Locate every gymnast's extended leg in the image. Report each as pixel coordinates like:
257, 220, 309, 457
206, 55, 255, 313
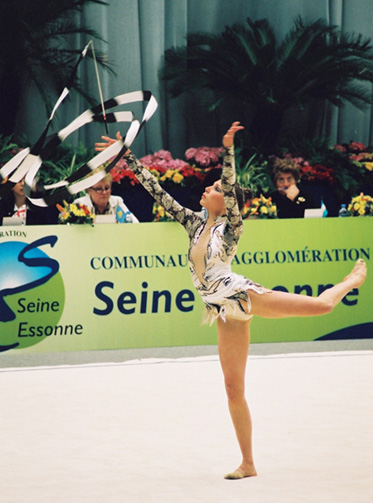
249, 259, 367, 318
217, 316, 257, 480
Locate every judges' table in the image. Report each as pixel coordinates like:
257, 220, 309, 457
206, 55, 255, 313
0, 218, 371, 354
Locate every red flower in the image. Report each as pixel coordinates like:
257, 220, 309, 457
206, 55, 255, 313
348, 142, 366, 153
110, 159, 139, 185
299, 164, 334, 185
82, 204, 91, 216
350, 154, 365, 162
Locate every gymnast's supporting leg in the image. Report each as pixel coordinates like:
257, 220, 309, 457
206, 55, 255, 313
217, 316, 257, 480
218, 259, 367, 480
249, 259, 367, 319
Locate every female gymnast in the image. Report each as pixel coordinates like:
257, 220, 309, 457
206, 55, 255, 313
96, 122, 367, 480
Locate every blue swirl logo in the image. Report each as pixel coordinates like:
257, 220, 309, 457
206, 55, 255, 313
0, 236, 65, 352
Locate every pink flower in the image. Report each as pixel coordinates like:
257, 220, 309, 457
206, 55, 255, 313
333, 144, 347, 153
140, 150, 173, 166
348, 142, 366, 153
350, 154, 365, 162
185, 146, 223, 167
139, 150, 189, 171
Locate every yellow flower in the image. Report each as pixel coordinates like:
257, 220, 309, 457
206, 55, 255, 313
172, 172, 184, 184
348, 192, 373, 216
364, 162, 373, 171
260, 206, 268, 214
149, 169, 160, 178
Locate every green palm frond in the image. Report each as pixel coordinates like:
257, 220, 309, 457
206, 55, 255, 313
161, 16, 373, 151
0, 0, 111, 135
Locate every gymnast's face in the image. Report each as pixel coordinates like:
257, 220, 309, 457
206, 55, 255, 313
201, 180, 226, 216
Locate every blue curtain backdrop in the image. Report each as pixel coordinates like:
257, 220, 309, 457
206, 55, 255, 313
14, 0, 373, 158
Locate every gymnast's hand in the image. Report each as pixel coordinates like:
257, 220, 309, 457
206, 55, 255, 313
95, 131, 129, 154
223, 121, 244, 148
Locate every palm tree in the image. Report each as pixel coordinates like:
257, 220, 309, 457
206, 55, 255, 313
161, 17, 373, 152
0, 0, 113, 137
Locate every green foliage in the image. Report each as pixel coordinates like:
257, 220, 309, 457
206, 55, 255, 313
280, 135, 371, 199
234, 147, 275, 196
0, 136, 21, 166
0, 135, 93, 198
162, 16, 373, 152
0, 0, 113, 135
38, 142, 95, 186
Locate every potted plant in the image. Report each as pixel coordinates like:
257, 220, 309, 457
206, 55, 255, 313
161, 17, 373, 154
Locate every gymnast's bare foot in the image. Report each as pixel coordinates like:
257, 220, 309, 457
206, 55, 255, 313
224, 464, 257, 480
344, 259, 367, 288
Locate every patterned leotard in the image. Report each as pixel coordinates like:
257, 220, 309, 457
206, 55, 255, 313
125, 146, 267, 325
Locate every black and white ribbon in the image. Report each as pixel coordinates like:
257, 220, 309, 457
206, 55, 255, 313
0, 42, 158, 207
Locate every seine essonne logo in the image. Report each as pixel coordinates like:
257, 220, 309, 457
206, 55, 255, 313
0, 236, 65, 352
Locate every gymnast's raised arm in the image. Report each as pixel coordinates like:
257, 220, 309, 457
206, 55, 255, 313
95, 133, 201, 232
221, 122, 246, 240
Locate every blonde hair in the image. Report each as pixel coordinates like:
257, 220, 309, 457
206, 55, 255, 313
88, 173, 113, 189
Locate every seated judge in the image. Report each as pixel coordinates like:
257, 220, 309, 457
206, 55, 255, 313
73, 173, 139, 223
269, 159, 318, 218
0, 177, 58, 225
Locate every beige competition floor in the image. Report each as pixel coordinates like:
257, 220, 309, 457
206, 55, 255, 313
1, 340, 372, 503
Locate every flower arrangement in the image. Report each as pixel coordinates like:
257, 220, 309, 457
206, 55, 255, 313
341, 141, 366, 153
108, 150, 211, 189
347, 151, 373, 173
333, 141, 373, 167
57, 201, 94, 225
110, 158, 139, 186
140, 150, 210, 188
242, 194, 278, 219
140, 149, 188, 170
267, 154, 334, 186
95, 145, 224, 198
152, 202, 174, 222
329, 141, 373, 195
347, 193, 373, 216
185, 146, 223, 168
299, 163, 335, 185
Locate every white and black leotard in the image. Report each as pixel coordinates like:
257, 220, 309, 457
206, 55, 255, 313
125, 146, 267, 325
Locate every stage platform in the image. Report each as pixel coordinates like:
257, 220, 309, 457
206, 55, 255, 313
1, 340, 372, 503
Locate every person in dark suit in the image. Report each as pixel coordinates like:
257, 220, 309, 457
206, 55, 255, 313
0, 178, 58, 225
269, 160, 318, 218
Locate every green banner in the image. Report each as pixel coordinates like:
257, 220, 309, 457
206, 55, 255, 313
0, 218, 371, 354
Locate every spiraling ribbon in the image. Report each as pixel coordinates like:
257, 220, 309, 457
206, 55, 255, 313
0, 41, 158, 207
